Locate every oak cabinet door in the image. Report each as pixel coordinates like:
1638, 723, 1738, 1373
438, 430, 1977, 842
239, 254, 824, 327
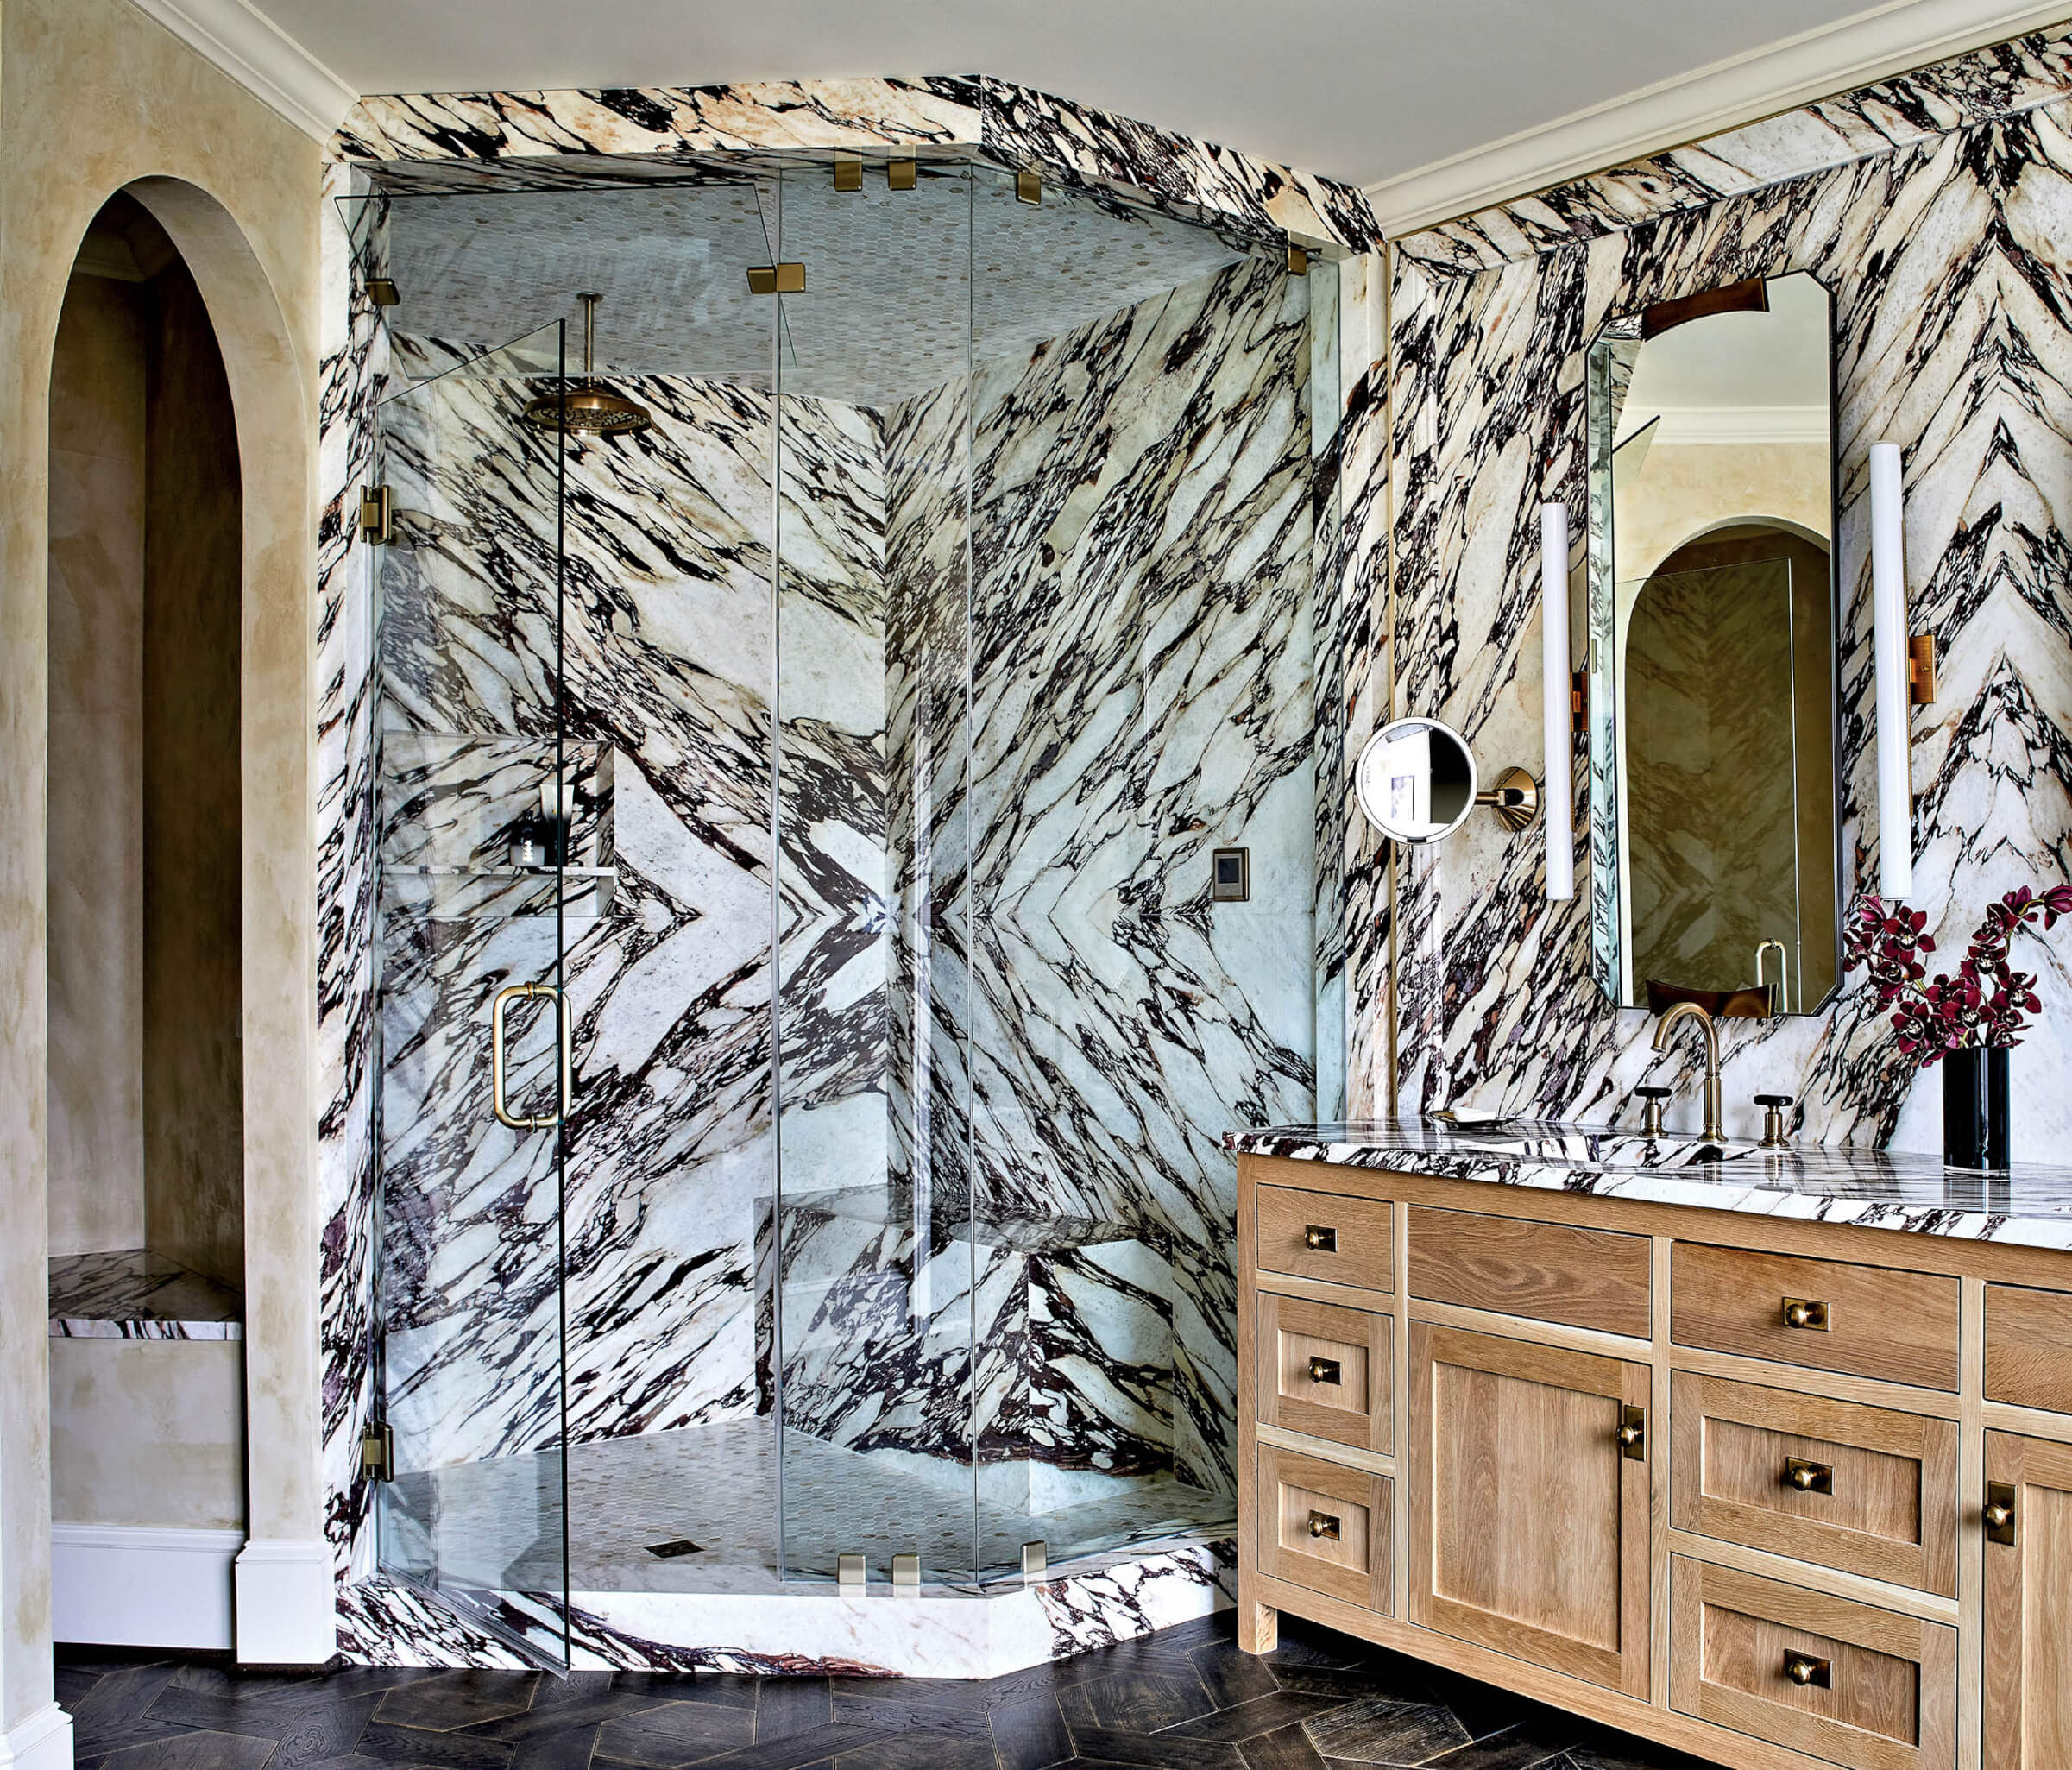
1408, 1320, 1651, 1697
1983, 1432, 2072, 1769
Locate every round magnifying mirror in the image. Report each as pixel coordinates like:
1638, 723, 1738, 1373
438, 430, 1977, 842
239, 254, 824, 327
1355, 717, 1478, 843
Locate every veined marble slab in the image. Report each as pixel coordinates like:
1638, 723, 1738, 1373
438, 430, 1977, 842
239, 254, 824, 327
1228, 1118, 2072, 1247
47, 1250, 243, 1341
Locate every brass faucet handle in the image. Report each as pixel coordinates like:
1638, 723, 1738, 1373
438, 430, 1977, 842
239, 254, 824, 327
1634, 1086, 1670, 1138
1755, 1093, 1796, 1149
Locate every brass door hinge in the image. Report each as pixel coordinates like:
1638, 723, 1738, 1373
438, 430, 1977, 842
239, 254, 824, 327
359, 484, 392, 545
362, 1419, 395, 1483
1617, 1403, 1647, 1462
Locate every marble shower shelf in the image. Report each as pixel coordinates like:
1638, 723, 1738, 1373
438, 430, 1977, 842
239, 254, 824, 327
47, 1249, 243, 1341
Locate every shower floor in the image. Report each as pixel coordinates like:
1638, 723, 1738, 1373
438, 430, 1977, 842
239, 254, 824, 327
390, 1420, 1232, 1597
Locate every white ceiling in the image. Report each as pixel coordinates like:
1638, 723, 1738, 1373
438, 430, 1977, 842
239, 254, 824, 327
246, 0, 1896, 190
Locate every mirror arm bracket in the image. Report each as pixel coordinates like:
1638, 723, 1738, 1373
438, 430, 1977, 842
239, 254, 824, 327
1475, 767, 1542, 834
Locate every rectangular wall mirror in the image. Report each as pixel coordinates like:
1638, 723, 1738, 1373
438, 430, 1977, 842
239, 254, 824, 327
1584, 272, 1842, 1017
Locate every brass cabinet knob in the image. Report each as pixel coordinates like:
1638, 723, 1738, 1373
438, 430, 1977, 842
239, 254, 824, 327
1616, 1422, 1644, 1447
1985, 1502, 2015, 1529
1307, 1356, 1342, 1385
1782, 1297, 1829, 1330
1307, 1509, 1340, 1540
1304, 1225, 1337, 1251
1783, 1653, 1831, 1688
1785, 1458, 1833, 1494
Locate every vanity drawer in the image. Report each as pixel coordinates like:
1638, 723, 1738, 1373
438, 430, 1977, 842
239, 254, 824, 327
1256, 1444, 1391, 1613
1985, 1283, 2072, 1413
1257, 1292, 1391, 1454
1671, 1243, 1960, 1392
1670, 1558, 1955, 1770
1671, 1373, 1957, 1595
1408, 1206, 1650, 1337
1256, 1185, 1393, 1293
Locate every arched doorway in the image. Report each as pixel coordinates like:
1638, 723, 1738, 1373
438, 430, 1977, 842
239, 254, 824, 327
44, 191, 249, 1650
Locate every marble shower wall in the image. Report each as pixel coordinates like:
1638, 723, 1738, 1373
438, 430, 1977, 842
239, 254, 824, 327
1380, 28, 2072, 1156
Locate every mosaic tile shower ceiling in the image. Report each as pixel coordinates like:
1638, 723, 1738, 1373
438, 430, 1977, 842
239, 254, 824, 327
1379, 26, 2072, 1155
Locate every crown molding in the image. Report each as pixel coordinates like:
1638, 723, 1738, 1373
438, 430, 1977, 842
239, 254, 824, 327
1366, 0, 2072, 239
126, 0, 357, 142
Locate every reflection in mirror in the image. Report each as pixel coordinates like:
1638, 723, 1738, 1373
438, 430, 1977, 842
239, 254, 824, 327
1586, 273, 1841, 1016
1356, 717, 1476, 844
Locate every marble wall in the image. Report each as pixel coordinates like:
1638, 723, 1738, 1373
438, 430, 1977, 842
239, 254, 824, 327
1378, 27, 2072, 1156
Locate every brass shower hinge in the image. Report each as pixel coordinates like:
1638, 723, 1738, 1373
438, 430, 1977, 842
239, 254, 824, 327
364, 275, 400, 308
834, 154, 862, 192
358, 484, 391, 545
888, 152, 917, 192
746, 263, 807, 295
1016, 169, 1042, 205
361, 1419, 395, 1483
1286, 242, 1309, 276
1571, 668, 1589, 729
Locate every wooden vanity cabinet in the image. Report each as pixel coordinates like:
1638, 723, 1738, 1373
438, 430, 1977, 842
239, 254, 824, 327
1237, 1153, 2072, 1770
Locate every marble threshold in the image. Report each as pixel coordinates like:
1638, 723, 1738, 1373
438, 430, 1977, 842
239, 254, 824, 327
47, 1248, 243, 1340
1226, 1118, 2072, 1246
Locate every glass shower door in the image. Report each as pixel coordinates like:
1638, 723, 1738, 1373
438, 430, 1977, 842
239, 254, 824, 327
372, 320, 575, 1665
771, 154, 980, 1585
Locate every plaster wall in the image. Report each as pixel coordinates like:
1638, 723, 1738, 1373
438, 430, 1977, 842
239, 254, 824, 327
0, 0, 326, 1723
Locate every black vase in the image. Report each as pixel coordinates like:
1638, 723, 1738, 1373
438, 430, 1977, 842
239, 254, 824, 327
1942, 1046, 2011, 1171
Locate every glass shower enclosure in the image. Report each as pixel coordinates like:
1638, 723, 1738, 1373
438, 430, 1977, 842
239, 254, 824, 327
355, 148, 1332, 1655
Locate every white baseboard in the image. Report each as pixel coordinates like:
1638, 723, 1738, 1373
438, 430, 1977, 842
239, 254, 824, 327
0, 1704, 72, 1770
52, 1523, 243, 1651
235, 1537, 337, 1665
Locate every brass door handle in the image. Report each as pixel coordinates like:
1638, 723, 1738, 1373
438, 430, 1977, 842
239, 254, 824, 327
1785, 1458, 1833, 1494
1616, 1422, 1645, 1447
1304, 1225, 1337, 1251
1307, 1510, 1340, 1540
1617, 1404, 1646, 1460
1986, 1482, 2018, 1545
1783, 1653, 1831, 1689
491, 981, 573, 1130
1782, 1297, 1829, 1331
1307, 1356, 1342, 1385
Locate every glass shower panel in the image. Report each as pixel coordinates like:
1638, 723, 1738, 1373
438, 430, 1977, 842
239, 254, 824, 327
772, 154, 979, 1585
372, 320, 574, 1665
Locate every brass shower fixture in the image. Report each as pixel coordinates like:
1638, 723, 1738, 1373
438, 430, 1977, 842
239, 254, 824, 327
520, 293, 652, 437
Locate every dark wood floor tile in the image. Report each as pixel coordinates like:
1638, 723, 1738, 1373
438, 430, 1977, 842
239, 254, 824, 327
149, 1685, 381, 1759
1272, 1666, 1428, 1703
1303, 1698, 1470, 1765
354, 1720, 516, 1767
1191, 1641, 1282, 1710
824, 1734, 999, 1770
1158, 1691, 1350, 1744
831, 1692, 986, 1736
1567, 1729, 1722, 1770
1238, 1721, 1331, 1770
755, 1679, 834, 1742
593, 1704, 759, 1767
463, 1688, 657, 1745
989, 1692, 1074, 1770
97, 1728, 280, 1768
375, 1672, 539, 1731
677, 1722, 881, 1770
54, 1665, 105, 1706
66, 1660, 186, 1747
1059, 1726, 1244, 1768
830, 1678, 990, 1715
1059, 1670, 1217, 1735
1130, 1616, 1232, 1660
1420, 1726, 1582, 1770
616, 1672, 759, 1710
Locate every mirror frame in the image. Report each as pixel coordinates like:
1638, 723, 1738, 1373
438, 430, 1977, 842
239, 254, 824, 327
1355, 715, 1480, 845
1583, 270, 1846, 1017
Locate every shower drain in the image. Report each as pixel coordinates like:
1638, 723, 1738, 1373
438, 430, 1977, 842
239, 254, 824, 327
645, 1539, 705, 1559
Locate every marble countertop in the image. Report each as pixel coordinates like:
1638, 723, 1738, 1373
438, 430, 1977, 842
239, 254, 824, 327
1224, 1118, 2072, 1249
48, 1249, 244, 1340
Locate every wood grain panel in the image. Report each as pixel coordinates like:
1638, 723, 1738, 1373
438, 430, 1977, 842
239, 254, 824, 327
1983, 1432, 2072, 1769
1256, 1443, 1391, 1614
1986, 1286, 2072, 1415
1257, 1291, 1391, 1454
1672, 1242, 1960, 1392
1670, 1557, 1955, 1770
1408, 1206, 1651, 1338
1408, 1320, 1650, 1697
1671, 1373, 1958, 1596
1257, 1184, 1394, 1292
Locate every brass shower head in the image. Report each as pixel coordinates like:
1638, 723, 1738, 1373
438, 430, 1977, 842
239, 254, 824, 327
522, 293, 652, 437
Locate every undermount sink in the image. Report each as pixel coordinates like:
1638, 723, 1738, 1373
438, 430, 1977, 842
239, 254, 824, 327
1426, 1115, 1751, 1169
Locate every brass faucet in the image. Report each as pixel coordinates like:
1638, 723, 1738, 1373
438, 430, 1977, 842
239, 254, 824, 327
1651, 1000, 1725, 1143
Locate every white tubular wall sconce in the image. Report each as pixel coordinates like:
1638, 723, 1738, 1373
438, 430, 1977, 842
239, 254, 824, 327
1540, 502, 1575, 900
1869, 442, 1913, 898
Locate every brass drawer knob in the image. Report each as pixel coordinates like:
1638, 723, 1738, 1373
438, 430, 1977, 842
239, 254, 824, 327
1616, 1404, 1647, 1460
1785, 1458, 1834, 1494
1304, 1225, 1337, 1251
1783, 1653, 1831, 1689
1616, 1421, 1645, 1448
1985, 1501, 2015, 1528
1782, 1297, 1829, 1331
1307, 1509, 1341, 1540
1307, 1356, 1342, 1385
1985, 1483, 2018, 1545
